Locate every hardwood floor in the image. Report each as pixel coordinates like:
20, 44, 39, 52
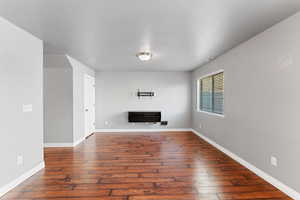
1, 131, 292, 200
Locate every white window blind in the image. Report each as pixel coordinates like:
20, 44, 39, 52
199, 72, 224, 115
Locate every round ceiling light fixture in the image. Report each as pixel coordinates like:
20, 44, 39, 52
136, 51, 152, 61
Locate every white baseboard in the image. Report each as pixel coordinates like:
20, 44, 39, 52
0, 162, 45, 198
73, 137, 85, 146
95, 128, 193, 133
44, 143, 74, 147
44, 137, 86, 148
191, 129, 300, 200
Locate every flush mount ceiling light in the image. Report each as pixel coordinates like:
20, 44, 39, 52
136, 51, 152, 61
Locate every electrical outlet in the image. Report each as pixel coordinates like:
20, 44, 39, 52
271, 156, 277, 167
199, 124, 203, 129
17, 155, 23, 165
105, 121, 109, 126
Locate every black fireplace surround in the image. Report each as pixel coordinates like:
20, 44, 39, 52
128, 111, 161, 123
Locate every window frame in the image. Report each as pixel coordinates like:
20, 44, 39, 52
196, 69, 225, 117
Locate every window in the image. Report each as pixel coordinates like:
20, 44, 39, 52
198, 71, 224, 115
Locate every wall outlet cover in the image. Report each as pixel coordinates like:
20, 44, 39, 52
271, 156, 277, 167
22, 104, 33, 112
17, 155, 23, 165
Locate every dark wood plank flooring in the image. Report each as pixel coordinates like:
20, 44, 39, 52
1, 131, 292, 200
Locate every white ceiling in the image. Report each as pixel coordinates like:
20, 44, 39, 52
1, 0, 300, 71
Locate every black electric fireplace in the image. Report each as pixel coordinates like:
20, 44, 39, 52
128, 111, 161, 123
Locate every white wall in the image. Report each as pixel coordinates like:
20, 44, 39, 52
67, 56, 95, 143
192, 12, 300, 194
44, 55, 73, 143
43, 55, 95, 145
96, 71, 191, 129
0, 17, 43, 190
